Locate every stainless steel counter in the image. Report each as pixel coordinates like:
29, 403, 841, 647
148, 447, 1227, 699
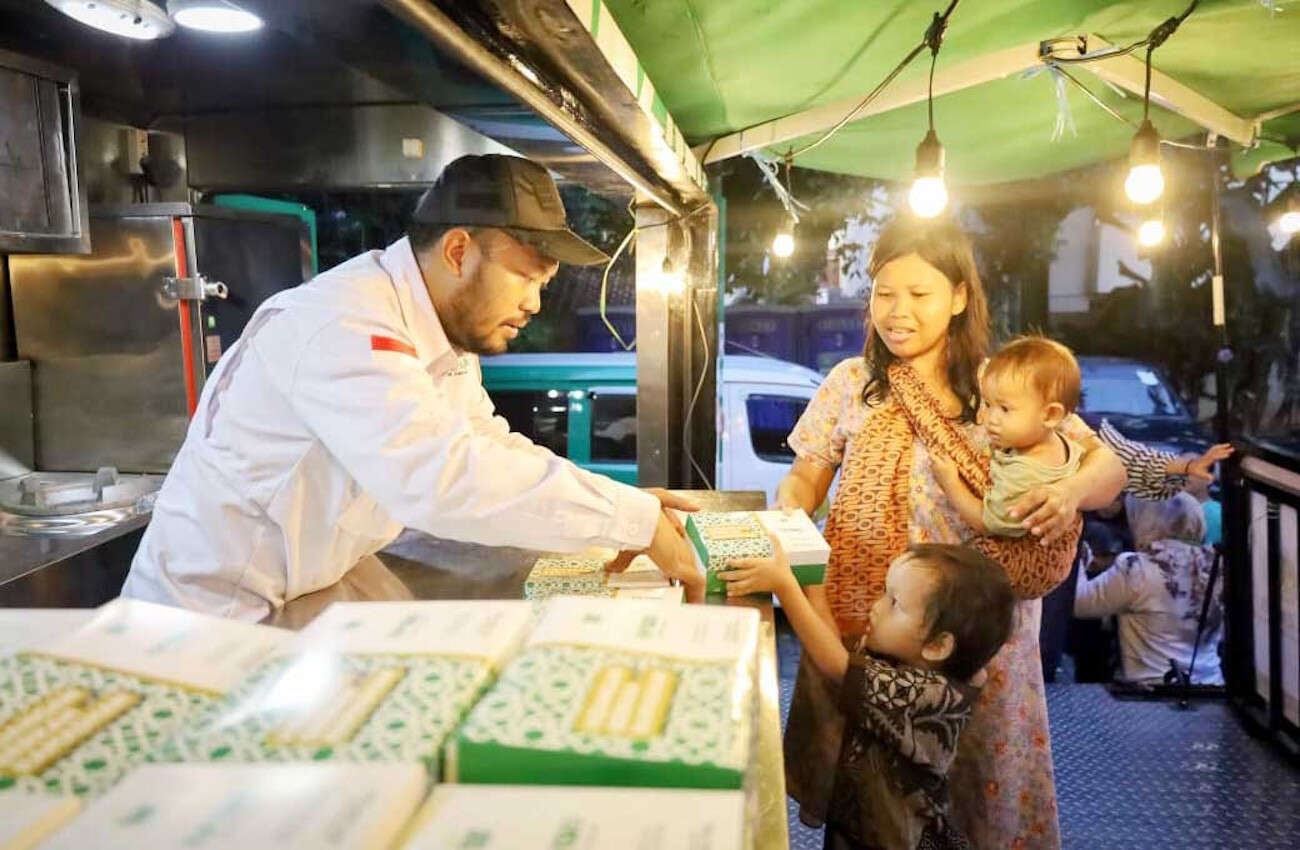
270, 489, 790, 850
0, 510, 148, 605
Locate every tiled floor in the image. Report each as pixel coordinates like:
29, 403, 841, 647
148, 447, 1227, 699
775, 618, 1300, 849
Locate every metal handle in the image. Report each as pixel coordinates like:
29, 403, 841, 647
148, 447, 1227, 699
162, 274, 228, 301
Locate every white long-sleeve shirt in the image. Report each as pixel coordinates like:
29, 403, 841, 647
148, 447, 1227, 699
123, 237, 659, 621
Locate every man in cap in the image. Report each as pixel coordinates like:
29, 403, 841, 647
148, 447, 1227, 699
123, 154, 702, 620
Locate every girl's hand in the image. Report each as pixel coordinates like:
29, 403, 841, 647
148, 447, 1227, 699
1009, 481, 1080, 546
718, 536, 795, 597
1185, 443, 1234, 483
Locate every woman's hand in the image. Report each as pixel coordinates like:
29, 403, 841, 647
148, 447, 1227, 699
1009, 481, 1080, 546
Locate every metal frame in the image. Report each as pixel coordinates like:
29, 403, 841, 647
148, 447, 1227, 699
697, 40, 1049, 164
1225, 447, 1300, 762
1070, 36, 1256, 147
0, 47, 90, 254
698, 33, 1261, 164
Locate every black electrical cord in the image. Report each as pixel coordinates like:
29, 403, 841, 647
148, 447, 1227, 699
776, 0, 961, 161
1048, 0, 1200, 66
1051, 63, 1217, 150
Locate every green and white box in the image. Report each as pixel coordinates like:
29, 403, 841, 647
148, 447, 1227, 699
42, 762, 426, 850
686, 510, 829, 594
0, 599, 287, 798
524, 549, 672, 602
754, 510, 830, 585
400, 784, 745, 850
448, 597, 759, 790
0, 790, 81, 850
163, 600, 532, 777
0, 610, 93, 659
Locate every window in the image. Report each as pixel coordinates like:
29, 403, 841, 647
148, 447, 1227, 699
488, 391, 569, 457
1078, 370, 1186, 419
591, 392, 637, 462
746, 394, 809, 462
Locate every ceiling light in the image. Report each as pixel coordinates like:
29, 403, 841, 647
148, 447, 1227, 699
1125, 120, 1164, 205
909, 130, 949, 218
44, 0, 174, 40
169, 0, 262, 33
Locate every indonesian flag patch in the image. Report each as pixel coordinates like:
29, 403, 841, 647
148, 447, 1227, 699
370, 335, 418, 358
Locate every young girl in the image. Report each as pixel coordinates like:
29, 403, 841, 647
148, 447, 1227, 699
721, 542, 1016, 850
932, 337, 1085, 537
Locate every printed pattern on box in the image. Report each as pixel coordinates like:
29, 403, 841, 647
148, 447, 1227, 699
685, 512, 774, 595
0, 655, 211, 798
449, 599, 759, 790
523, 555, 615, 601
161, 653, 491, 775
687, 510, 830, 593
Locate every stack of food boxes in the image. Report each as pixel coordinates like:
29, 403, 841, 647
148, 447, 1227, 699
2, 592, 761, 849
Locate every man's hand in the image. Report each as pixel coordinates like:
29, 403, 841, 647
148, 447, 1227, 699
1184, 443, 1234, 483
643, 488, 698, 536
605, 510, 703, 603
1009, 481, 1080, 546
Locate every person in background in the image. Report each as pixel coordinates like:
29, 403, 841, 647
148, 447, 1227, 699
1097, 421, 1233, 502
1073, 492, 1224, 685
1039, 427, 1232, 681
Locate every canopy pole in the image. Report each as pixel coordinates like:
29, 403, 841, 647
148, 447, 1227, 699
1208, 133, 1232, 442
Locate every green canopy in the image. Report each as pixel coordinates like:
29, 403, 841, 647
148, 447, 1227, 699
602, 0, 1300, 184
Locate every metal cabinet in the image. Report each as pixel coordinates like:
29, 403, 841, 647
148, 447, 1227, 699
7, 204, 308, 473
0, 49, 88, 254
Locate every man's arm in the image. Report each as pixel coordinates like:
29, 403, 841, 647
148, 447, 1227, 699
274, 319, 660, 555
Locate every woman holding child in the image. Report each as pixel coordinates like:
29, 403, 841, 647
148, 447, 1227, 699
767, 217, 1126, 849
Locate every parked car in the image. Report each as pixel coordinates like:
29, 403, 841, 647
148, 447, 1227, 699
479, 353, 824, 503
1076, 356, 1210, 455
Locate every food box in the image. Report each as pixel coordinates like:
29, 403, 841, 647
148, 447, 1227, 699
447, 597, 759, 790
161, 601, 532, 778
685, 510, 829, 594
398, 784, 745, 850
40, 762, 425, 850
0, 599, 287, 797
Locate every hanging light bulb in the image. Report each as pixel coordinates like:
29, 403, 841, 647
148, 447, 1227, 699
1137, 217, 1166, 247
771, 216, 795, 259
909, 130, 948, 218
1125, 120, 1164, 205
